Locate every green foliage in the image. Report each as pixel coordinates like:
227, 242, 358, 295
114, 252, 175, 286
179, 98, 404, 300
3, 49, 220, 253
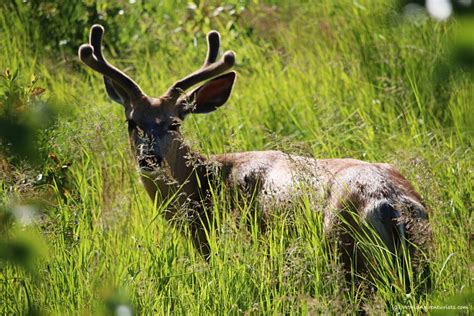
0, 0, 472, 315
0, 68, 53, 163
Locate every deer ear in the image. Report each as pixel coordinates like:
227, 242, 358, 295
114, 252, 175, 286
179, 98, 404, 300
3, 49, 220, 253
180, 72, 236, 116
104, 76, 128, 106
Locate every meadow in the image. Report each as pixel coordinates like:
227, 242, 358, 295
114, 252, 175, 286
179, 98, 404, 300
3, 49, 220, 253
0, 0, 472, 314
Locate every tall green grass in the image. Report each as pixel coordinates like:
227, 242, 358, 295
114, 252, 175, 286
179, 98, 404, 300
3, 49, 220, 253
1, 0, 472, 314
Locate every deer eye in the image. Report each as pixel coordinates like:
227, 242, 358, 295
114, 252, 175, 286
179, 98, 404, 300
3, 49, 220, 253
127, 120, 148, 138
169, 120, 181, 131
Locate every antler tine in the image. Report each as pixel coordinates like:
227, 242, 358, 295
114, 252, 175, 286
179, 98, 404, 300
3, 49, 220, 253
203, 31, 220, 66
78, 24, 145, 100
167, 31, 235, 97
88, 24, 129, 101
89, 24, 106, 61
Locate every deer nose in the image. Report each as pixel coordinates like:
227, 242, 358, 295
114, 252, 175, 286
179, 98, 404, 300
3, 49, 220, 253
152, 140, 164, 164
136, 139, 163, 170
155, 155, 163, 166
137, 153, 162, 171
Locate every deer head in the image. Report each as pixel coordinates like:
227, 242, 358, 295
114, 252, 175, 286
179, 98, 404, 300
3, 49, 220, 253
78, 25, 236, 171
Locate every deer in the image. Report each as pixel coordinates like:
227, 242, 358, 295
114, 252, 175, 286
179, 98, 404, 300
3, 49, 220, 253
78, 24, 431, 287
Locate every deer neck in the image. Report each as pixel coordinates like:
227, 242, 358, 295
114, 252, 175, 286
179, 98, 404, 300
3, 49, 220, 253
164, 132, 208, 191
140, 131, 216, 202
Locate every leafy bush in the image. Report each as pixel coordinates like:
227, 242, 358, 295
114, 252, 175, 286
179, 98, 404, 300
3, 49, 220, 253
0, 68, 50, 163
